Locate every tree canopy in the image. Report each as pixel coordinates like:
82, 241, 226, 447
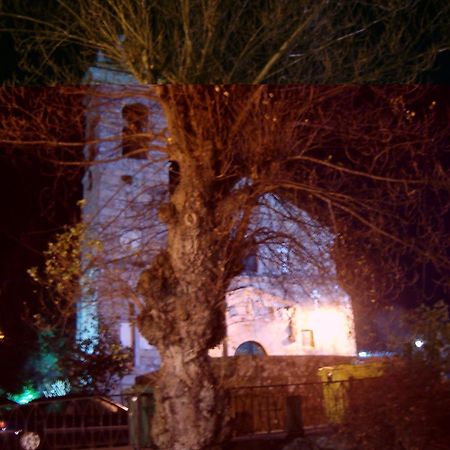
1, 0, 450, 85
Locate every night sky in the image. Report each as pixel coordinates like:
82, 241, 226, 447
0, 28, 83, 389
0, 149, 81, 392
0, 12, 87, 389
0, 25, 45, 393
0, 153, 53, 390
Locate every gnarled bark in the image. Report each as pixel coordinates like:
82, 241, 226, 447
137, 113, 231, 448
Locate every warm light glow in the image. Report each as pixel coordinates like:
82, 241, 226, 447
210, 286, 356, 358
0, 329, 5, 341
311, 308, 347, 338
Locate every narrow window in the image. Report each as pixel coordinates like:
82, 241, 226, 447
122, 103, 149, 159
276, 243, 290, 274
241, 239, 258, 275
86, 170, 93, 191
301, 329, 315, 348
86, 116, 99, 161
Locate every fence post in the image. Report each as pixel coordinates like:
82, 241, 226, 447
137, 394, 142, 450
286, 395, 304, 437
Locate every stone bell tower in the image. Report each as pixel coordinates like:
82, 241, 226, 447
78, 58, 167, 387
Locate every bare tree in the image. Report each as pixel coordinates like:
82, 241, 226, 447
1, 83, 449, 449
1, 2, 450, 449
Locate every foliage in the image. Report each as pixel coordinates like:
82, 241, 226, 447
401, 300, 450, 374
28, 224, 81, 312
26, 225, 130, 396
342, 369, 450, 450
7, 384, 39, 404
24, 330, 62, 391
28, 221, 102, 330
59, 327, 133, 395
24, 326, 132, 397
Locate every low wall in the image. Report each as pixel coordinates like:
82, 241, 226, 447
136, 355, 355, 388
212, 355, 355, 387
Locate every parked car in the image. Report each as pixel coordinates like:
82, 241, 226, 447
0, 394, 129, 450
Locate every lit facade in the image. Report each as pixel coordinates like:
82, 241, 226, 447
210, 284, 355, 358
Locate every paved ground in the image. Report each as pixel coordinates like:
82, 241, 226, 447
77, 448, 134, 450
80, 428, 333, 450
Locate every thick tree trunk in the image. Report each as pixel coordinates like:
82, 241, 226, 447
151, 346, 224, 450
138, 262, 228, 449
138, 253, 228, 449
137, 190, 228, 449
136, 86, 238, 449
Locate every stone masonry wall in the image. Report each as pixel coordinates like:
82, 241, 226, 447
136, 355, 355, 389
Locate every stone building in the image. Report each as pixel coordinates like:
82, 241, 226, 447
78, 59, 356, 390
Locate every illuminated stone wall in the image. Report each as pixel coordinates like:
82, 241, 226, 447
209, 284, 356, 358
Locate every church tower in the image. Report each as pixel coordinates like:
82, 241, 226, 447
78, 59, 167, 387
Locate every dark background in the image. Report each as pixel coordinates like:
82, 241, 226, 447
0, 149, 81, 392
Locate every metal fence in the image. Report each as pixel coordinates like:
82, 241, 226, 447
0, 395, 130, 450
228, 381, 347, 437
0, 380, 361, 449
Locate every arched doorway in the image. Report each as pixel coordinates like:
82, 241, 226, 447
235, 341, 266, 356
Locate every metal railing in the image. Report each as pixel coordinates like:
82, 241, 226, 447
0, 380, 364, 448
229, 381, 336, 437
0, 395, 130, 450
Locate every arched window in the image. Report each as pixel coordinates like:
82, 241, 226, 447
235, 341, 266, 356
122, 103, 149, 159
